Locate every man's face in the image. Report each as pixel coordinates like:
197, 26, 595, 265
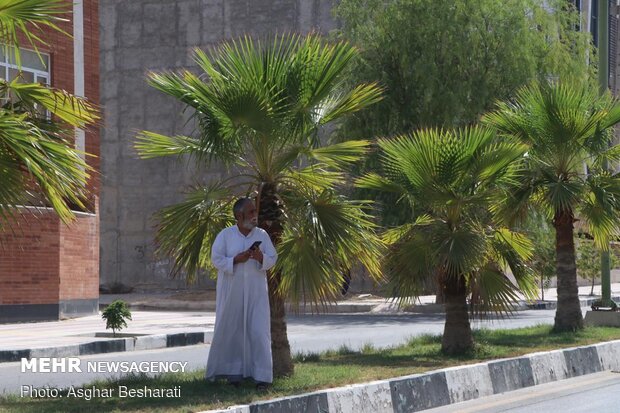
239, 201, 257, 230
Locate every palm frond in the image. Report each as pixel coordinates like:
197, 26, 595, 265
305, 140, 370, 169
355, 172, 408, 195
469, 265, 523, 317
0, 0, 68, 66
0, 110, 89, 222
490, 228, 538, 300
0, 150, 27, 225
280, 166, 345, 192
542, 178, 583, 213
382, 214, 434, 245
1, 80, 98, 128
579, 174, 620, 249
315, 83, 383, 125
154, 184, 234, 281
135, 131, 206, 159
382, 225, 438, 305
276, 189, 384, 306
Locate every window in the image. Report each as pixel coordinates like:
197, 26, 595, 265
0, 47, 49, 85
0, 47, 50, 116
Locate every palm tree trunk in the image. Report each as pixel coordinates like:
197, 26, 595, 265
258, 182, 294, 377
441, 275, 473, 354
553, 209, 583, 331
435, 271, 446, 304
267, 270, 294, 377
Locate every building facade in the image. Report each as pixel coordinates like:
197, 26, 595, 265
99, 0, 337, 291
0, 0, 100, 322
99, 0, 620, 292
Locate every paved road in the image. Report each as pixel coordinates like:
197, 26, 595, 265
0, 308, 575, 395
424, 371, 620, 413
287, 308, 559, 353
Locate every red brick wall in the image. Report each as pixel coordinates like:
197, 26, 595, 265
0, 208, 98, 306
0, 210, 61, 305
84, 0, 101, 196
59, 207, 99, 301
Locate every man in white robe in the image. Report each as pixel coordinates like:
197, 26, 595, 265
206, 197, 277, 386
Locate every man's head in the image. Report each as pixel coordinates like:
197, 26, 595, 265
233, 197, 257, 231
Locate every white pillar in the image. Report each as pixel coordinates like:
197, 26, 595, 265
73, 0, 85, 158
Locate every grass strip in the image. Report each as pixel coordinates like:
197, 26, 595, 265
2, 324, 620, 412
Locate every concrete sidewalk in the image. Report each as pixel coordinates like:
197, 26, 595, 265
0, 310, 215, 362
100, 283, 620, 312
2, 283, 620, 363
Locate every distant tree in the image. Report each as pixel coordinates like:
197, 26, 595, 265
334, 0, 593, 225
335, 0, 592, 132
521, 212, 556, 301
576, 235, 617, 296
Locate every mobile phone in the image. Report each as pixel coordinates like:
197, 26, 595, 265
249, 241, 262, 250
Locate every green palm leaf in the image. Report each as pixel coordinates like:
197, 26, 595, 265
276, 189, 384, 306
154, 184, 234, 280
0, 0, 67, 65
0, 110, 89, 224
2, 80, 98, 128
305, 140, 370, 168
366, 125, 535, 327
0, 0, 97, 227
135, 131, 205, 159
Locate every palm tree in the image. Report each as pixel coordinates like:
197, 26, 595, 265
0, 0, 98, 225
135, 34, 384, 376
483, 81, 620, 332
357, 126, 538, 354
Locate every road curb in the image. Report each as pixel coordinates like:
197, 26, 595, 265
0, 331, 213, 363
202, 339, 620, 413
525, 296, 620, 310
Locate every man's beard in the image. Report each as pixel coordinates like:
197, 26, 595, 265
242, 219, 257, 230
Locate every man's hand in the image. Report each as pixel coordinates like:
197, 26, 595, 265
233, 250, 251, 264
249, 247, 263, 264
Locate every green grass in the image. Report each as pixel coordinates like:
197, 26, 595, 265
2, 325, 620, 412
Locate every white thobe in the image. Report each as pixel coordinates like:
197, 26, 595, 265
205, 225, 277, 383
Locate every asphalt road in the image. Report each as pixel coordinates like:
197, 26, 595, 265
424, 371, 620, 413
286, 308, 559, 353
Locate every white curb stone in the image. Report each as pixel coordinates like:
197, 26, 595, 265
443, 362, 494, 404
593, 340, 620, 371
326, 380, 393, 413
134, 334, 167, 351
528, 349, 568, 385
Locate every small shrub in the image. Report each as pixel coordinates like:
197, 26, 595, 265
101, 300, 132, 337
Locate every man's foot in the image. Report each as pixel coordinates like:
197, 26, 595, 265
227, 379, 241, 388
255, 382, 270, 391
